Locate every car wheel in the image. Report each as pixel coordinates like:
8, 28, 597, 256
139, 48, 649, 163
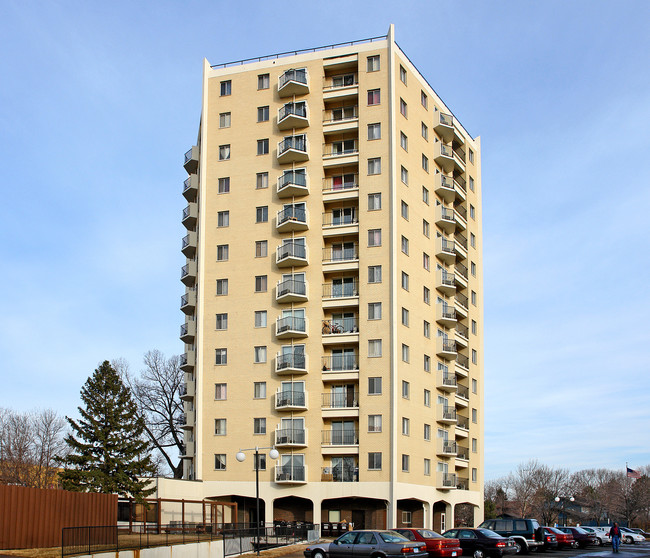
595, 538, 602, 546
625, 536, 633, 544
313, 551, 326, 558
473, 550, 484, 558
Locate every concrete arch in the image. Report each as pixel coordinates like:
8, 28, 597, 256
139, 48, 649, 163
432, 499, 453, 533
453, 502, 478, 527
396, 498, 429, 528
321, 496, 388, 530
273, 495, 314, 523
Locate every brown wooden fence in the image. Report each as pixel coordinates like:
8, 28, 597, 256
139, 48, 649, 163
0, 484, 117, 549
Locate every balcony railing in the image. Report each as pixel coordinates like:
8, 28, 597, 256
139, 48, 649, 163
439, 113, 454, 127
278, 135, 307, 156
456, 323, 469, 340
455, 263, 468, 280
321, 354, 359, 372
276, 352, 306, 371
323, 140, 358, 157
454, 146, 466, 163
439, 338, 457, 353
456, 446, 470, 460
322, 392, 359, 408
277, 206, 307, 226
440, 373, 457, 389
456, 293, 469, 311
322, 244, 359, 262
276, 465, 305, 482
278, 170, 307, 192
457, 415, 470, 430
324, 74, 358, 90
323, 106, 358, 123
322, 318, 358, 335
275, 428, 306, 445
439, 305, 456, 321
322, 212, 358, 227
456, 353, 470, 370
456, 233, 468, 250
279, 68, 307, 88
277, 278, 307, 298
438, 440, 457, 455
457, 477, 469, 490
457, 385, 469, 400
322, 281, 359, 299
276, 390, 306, 408
440, 238, 455, 254
276, 316, 307, 335
440, 407, 457, 422
455, 175, 467, 193
321, 429, 359, 446
438, 472, 457, 489
440, 270, 455, 288
321, 465, 358, 482
454, 204, 467, 220
279, 102, 307, 121
323, 175, 358, 192
277, 241, 307, 261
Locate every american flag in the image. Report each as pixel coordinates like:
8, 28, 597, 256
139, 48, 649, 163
627, 467, 642, 479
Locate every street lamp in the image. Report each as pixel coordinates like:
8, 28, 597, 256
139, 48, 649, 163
236, 446, 280, 556
554, 496, 575, 526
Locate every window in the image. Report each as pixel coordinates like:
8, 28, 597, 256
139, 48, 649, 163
368, 193, 382, 210
472, 468, 478, 482
218, 177, 230, 193
400, 166, 408, 185
400, 132, 408, 151
472, 408, 478, 423
257, 73, 269, 90
401, 271, 409, 290
367, 55, 380, 72
402, 380, 410, 399
256, 206, 268, 223
421, 122, 428, 140
472, 349, 478, 365
254, 311, 267, 329
217, 211, 229, 227
471, 262, 476, 276
256, 172, 268, 189
368, 157, 381, 175
470, 205, 475, 219
424, 423, 431, 441
424, 458, 431, 476
402, 417, 410, 435
423, 286, 430, 304
422, 154, 429, 172
257, 139, 269, 155
219, 144, 230, 160
368, 452, 382, 470
469, 176, 475, 192
216, 244, 229, 261
219, 112, 231, 128
254, 417, 266, 434
472, 438, 478, 453
422, 186, 429, 204
257, 105, 269, 122
423, 320, 430, 338
368, 123, 381, 140
216, 313, 228, 330
215, 454, 226, 470
216, 278, 228, 295
254, 346, 267, 363
220, 80, 231, 96
471, 291, 477, 305
470, 232, 476, 248
423, 219, 430, 238
255, 240, 267, 258
367, 89, 380, 105
401, 308, 409, 327
214, 418, 226, 435
254, 275, 267, 292
472, 379, 478, 394
368, 265, 382, 283
471, 320, 477, 335
424, 354, 431, 372
401, 236, 409, 255
400, 65, 407, 84
400, 98, 407, 117
368, 229, 382, 247
368, 302, 382, 320
255, 453, 267, 470
423, 252, 430, 271
215, 349, 227, 365
402, 343, 410, 362
368, 377, 382, 394
402, 454, 410, 472
424, 389, 431, 407
368, 339, 382, 357
469, 149, 475, 164
254, 382, 266, 398
215, 383, 227, 399
421, 90, 428, 108
401, 201, 409, 220
368, 415, 382, 432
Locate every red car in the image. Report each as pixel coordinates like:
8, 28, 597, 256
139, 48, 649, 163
544, 527, 575, 549
395, 528, 462, 557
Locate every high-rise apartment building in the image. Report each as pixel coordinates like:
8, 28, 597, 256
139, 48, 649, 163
179, 25, 483, 530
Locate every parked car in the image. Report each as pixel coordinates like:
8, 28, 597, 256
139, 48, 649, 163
477, 519, 544, 554
543, 527, 574, 549
580, 526, 611, 546
557, 527, 596, 548
304, 530, 428, 558
442, 528, 517, 558
629, 528, 650, 540
394, 528, 462, 557
619, 527, 646, 544
536, 528, 558, 551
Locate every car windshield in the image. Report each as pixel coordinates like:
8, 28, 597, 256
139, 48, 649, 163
417, 530, 442, 538
548, 527, 564, 534
478, 529, 502, 538
573, 527, 587, 534
443, 530, 457, 538
380, 532, 410, 543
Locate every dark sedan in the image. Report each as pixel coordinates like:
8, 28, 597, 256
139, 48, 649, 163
304, 530, 428, 558
443, 528, 517, 558
394, 528, 462, 557
558, 526, 596, 548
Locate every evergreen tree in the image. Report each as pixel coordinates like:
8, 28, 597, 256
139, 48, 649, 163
59, 361, 156, 501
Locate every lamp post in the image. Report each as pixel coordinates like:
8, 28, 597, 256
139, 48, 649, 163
554, 496, 575, 526
236, 446, 279, 556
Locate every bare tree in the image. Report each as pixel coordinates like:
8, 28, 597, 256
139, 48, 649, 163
572, 468, 616, 524
485, 477, 510, 518
508, 460, 544, 517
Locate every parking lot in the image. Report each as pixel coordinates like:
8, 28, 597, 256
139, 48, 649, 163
539, 542, 650, 557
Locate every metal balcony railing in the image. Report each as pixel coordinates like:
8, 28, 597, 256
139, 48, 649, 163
276, 465, 305, 482
454, 146, 466, 163
275, 428, 306, 445
457, 477, 469, 490
457, 385, 470, 400
277, 278, 307, 298
324, 74, 358, 90
439, 440, 457, 454
277, 242, 307, 261
440, 144, 454, 158
322, 281, 359, 298
456, 354, 470, 370
323, 106, 358, 123
321, 354, 359, 372
276, 390, 306, 408
455, 175, 467, 192
183, 176, 193, 192
322, 175, 358, 192
279, 68, 307, 88
455, 263, 468, 280
456, 233, 468, 250
278, 135, 307, 156
279, 102, 307, 121
277, 206, 306, 225
322, 392, 359, 408
440, 305, 456, 321
440, 271, 456, 287
322, 244, 359, 262
440, 407, 457, 422
457, 447, 470, 460
276, 352, 306, 370
441, 374, 457, 389
440, 238, 455, 254
440, 207, 455, 221
454, 204, 467, 220
278, 170, 307, 190
323, 140, 358, 157
322, 212, 358, 227
184, 148, 194, 164
321, 465, 358, 482
438, 472, 457, 488
322, 318, 358, 335
276, 316, 307, 334
439, 113, 454, 127
456, 323, 469, 339
456, 293, 469, 310
321, 429, 359, 446
439, 338, 457, 353
457, 415, 470, 430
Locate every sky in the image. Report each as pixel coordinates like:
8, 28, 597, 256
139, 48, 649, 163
1, 0, 649, 481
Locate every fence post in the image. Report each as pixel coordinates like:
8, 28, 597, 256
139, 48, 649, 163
87, 526, 91, 556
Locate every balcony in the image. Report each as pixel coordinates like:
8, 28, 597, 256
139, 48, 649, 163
436, 303, 457, 327
434, 112, 455, 143
181, 232, 197, 258
275, 389, 307, 411
321, 465, 358, 483
180, 350, 195, 372
453, 145, 466, 172
322, 244, 359, 273
436, 472, 457, 490
436, 337, 457, 360
275, 316, 308, 339
321, 354, 359, 378
456, 415, 470, 434
182, 174, 198, 201
275, 427, 307, 447
436, 369, 457, 392
435, 174, 456, 203
322, 211, 359, 238
435, 205, 456, 233
276, 278, 308, 303
322, 281, 359, 309
454, 176, 467, 201
454, 233, 468, 260
434, 143, 456, 174
456, 477, 470, 490
454, 263, 468, 289
322, 318, 359, 345
437, 407, 457, 425
276, 206, 308, 233
278, 101, 308, 130
455, 293, 469, 319
181, 203, 198, 229
456, 384, 470, 402
276, 351, 308, 375
181, 410, 195, 430
323, 73, 359, 101
322, 175, 359, 202
278, 169, 309, 198
323, 140, 358, 167
435, 237, 456, 264
437, 439, 457, 457
183, 146, 199, 174
436, 268, 456, 296
278, 68, 309, 97
455, 323, 469, 348
275, 464, 307, 484
276, 241, 308, 267
454, 204, 467, 231
180, 379, 195, 401
323, 106, 358, 133
180, 291, 196, 315
180, 321, 195, 342
180, 261, 197, 286
181, 441, 194, 458
321, 429, 359, 447
322, 391, 359, 410
277, 135, 308, 164
456, 353, 470, 376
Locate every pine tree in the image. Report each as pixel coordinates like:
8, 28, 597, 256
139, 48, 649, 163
59, 360, 156, 501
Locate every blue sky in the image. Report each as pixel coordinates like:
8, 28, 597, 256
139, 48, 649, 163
1, 0, 649, 480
